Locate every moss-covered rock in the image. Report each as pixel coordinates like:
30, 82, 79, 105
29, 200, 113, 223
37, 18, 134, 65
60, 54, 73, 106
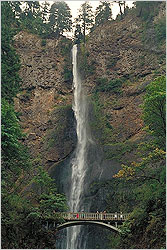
42, 104, 77, 166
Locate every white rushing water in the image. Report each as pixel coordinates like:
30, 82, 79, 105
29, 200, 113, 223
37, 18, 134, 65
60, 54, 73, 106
67, 44, 89, 249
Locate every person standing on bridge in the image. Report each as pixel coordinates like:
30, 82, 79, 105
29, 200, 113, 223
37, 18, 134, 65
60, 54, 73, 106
96, 210, 99, 219
76, 213, 79, 219
103, 210, 106, 219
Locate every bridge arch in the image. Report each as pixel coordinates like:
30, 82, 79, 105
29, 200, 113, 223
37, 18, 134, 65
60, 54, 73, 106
57, 220, 121, 233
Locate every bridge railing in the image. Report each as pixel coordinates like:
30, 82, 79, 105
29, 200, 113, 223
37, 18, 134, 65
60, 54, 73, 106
55, 212, 129, 221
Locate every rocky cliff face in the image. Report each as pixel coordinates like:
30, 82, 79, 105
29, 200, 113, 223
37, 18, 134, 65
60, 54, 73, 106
84, 5, 165, 145
14, 32, 76, 170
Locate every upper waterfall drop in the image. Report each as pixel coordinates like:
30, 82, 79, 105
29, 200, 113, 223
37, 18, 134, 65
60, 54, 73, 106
66, 44, 90, 249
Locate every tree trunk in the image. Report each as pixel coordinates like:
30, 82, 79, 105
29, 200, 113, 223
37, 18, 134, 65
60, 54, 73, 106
118, 2, 123, 19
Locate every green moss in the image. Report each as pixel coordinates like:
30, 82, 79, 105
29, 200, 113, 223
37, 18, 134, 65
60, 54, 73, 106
106, 57, 118, 69
154, 18, 166, 43
58, 38, 73, 84
44, 104, 73, 150
104, 141, 138, 162
94, 77, 125, 94
63, 65, 73, 82
41, 39, 46, 46
90, 93, 114, 144
59, 38, 72, 56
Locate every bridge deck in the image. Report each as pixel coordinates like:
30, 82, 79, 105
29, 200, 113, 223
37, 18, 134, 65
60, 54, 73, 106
56, 212, 129, 221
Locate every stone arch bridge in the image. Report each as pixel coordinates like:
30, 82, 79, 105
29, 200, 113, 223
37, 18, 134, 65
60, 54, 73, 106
45, 212, 129, 233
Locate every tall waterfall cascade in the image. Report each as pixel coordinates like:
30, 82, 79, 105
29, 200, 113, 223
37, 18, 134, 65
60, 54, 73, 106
67, 44, 90, 248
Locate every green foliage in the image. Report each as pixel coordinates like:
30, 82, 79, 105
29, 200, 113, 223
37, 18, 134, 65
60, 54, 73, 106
78, 47, 90, 76
118, 167, 166, 248
1, 2, 21, 101
33, 166, 55, 193
64, 66, 73, 82
142, 76, 166, 148
48, 1, 72, 37
107, 233, 121, 249
44, 104, 73, 149
75, 2, 94, 43
154, 18, 166, 43
19, 2, 42, 34
106, 57, 118, 69
39, 193, 67, 215
59, 38, 73, 83
134, 2, 165, 47
1, 99, 31, 190
134, 2, 160, 21
32, 166, 68, 215
105, 141, 137, 162
95, 77, 124, 93
94, 1, 112, 28
110, 145, 166, 248
90, 94, 114, 144
41, 39, 46, 46
60, 37, 73, 56
2, 163, 68, 248
81, 56, 96, 76
2, 99, 22, 156
74, 24, 84, 44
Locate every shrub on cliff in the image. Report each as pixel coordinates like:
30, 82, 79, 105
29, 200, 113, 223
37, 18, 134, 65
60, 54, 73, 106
95, 77, 124, 93
134, 2, 161, 21
142, 76, 166, 149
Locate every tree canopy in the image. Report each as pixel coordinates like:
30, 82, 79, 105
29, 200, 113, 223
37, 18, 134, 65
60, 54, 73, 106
1, 1, 21, 102
94, 1, 112, 27
75, 2, 94, 43
48, 1, 72, 37
143, 76, 166, 148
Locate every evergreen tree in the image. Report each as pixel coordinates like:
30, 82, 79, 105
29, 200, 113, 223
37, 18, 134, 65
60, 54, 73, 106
1, 1, 21, 102
9, 1, 22, 25
94, 1, 112, 27
75, 2, 94, 43
20, 1, 41, 31
74, 24, 83, 44
134, 1, 161, 21
114, 1, 127, 19
41, 1, 50, 23
48, 1, 72, 37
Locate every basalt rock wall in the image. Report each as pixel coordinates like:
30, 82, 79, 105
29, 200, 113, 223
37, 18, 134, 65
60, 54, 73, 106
14, 32, 76, 172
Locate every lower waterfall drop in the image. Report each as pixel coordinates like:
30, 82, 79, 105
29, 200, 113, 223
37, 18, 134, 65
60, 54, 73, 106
67, 44, 89, 249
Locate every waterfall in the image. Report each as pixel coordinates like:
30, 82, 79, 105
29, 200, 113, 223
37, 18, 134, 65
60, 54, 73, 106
67, 44, 89, 248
